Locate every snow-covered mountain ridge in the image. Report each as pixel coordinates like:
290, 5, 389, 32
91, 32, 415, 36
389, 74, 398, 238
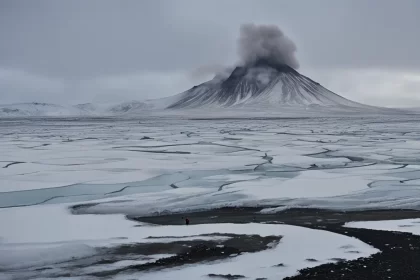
0, 101, 151, 117
0, 102, 86, 117
0, 60, 414, 117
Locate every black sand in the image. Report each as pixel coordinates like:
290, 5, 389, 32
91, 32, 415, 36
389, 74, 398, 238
129, 207, 420, 226
131, 207, 420, 279
85, 233, 280, 278
285, 225, 420, 280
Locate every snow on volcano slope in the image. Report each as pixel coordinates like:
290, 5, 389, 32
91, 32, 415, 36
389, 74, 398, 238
167, 59, 368, 109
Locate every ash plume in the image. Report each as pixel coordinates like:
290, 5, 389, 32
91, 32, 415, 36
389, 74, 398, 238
238, 23, 299, 69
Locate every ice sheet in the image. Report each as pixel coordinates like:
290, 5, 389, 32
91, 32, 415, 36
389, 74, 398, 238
3, 117, 420, 214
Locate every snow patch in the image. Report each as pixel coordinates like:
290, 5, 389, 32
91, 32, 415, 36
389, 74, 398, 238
345, 219, 420, 235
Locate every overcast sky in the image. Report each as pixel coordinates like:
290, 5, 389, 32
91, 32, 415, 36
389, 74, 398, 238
1, 0, 420, 107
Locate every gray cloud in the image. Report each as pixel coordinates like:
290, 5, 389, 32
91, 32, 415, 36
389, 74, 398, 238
0, 0, 233, 79
0, 68, 66, 104
238, 23, 299, 69
1, 0, 420, 107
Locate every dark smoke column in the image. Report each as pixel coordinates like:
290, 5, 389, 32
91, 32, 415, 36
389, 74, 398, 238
238, 23, 299, 69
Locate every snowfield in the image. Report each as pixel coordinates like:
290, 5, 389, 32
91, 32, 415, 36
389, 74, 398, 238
345, 219, 420, 235
0, 204, 378, 280
1, 115, 420, 279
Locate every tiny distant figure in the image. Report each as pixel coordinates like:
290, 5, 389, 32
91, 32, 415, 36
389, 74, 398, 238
185, 218, 190, 225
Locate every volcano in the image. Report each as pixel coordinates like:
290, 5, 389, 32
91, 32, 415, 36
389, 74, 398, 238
166, 59, 365, 109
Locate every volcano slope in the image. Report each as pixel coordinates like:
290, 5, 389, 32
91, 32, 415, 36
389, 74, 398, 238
167, 59, 369, 110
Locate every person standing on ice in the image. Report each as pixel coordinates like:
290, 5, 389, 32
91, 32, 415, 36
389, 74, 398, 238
185, 217, 190, 225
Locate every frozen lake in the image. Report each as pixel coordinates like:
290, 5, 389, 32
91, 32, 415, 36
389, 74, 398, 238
2, 116, 420, 213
